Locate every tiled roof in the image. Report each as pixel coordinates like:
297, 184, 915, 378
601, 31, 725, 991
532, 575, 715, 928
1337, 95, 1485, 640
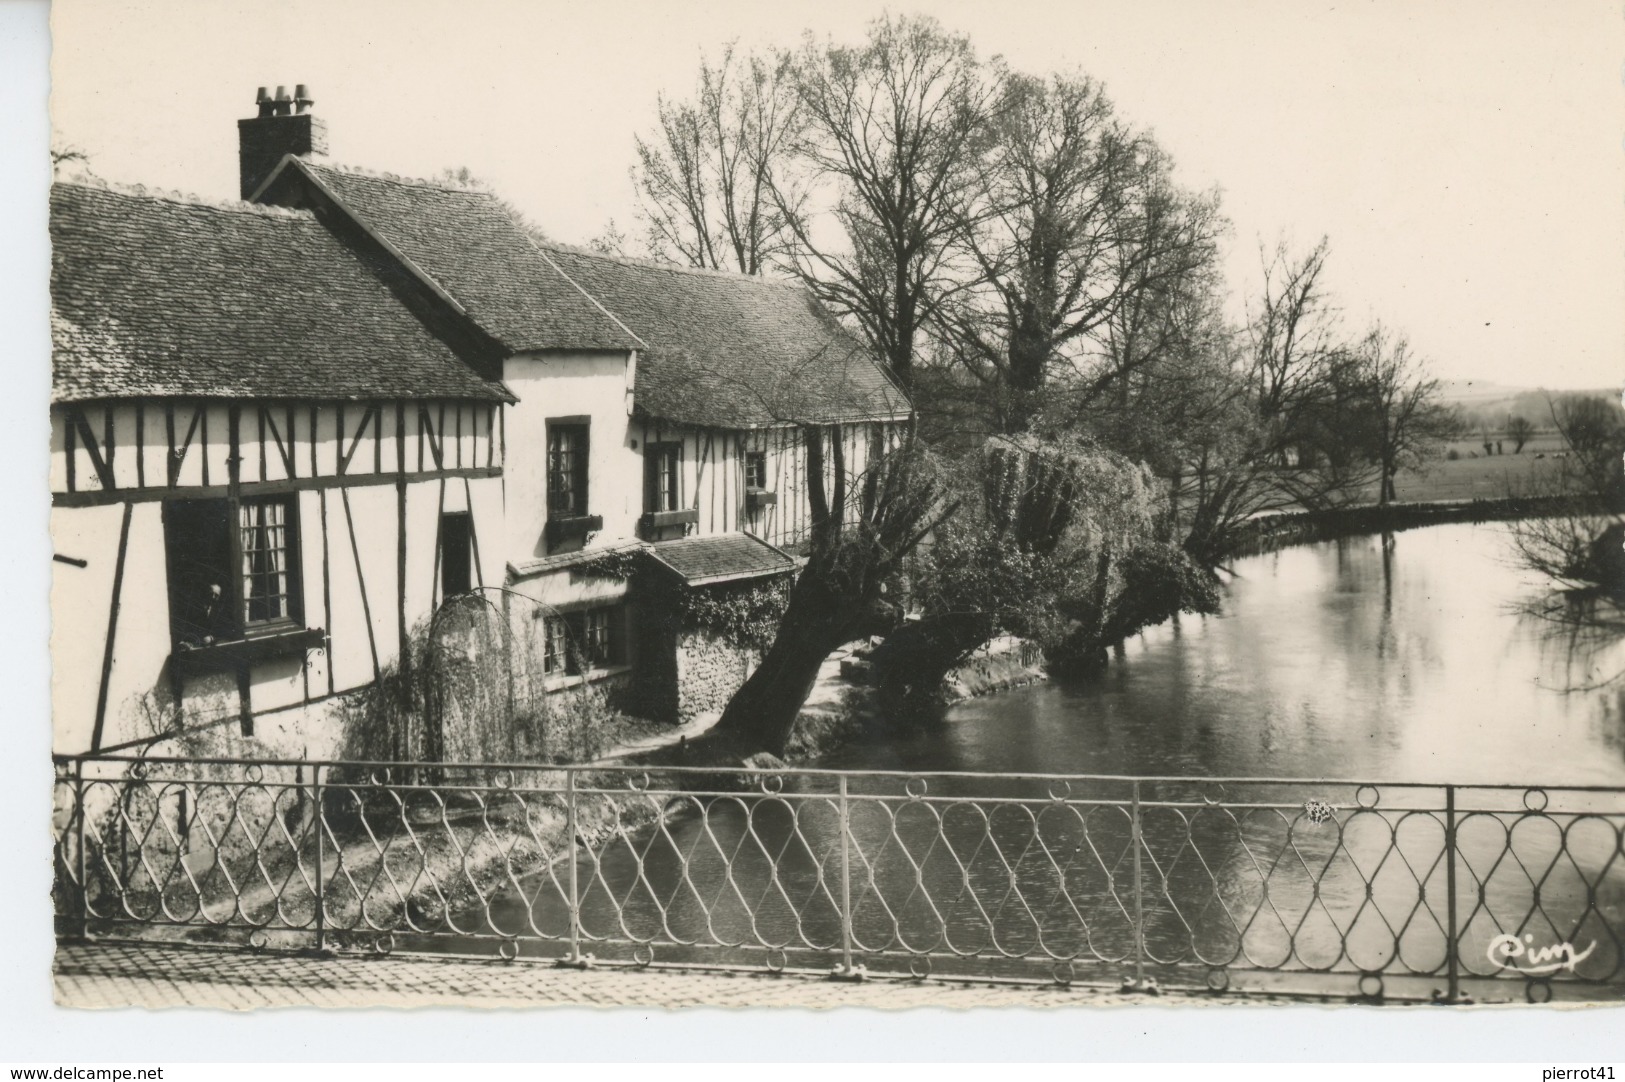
295, 162, 641, 354
507, 540, 645, 582
262, 159, 909, 427
50, 180, 508, 404
545, 245, 912, 428
647, 533, 797, 585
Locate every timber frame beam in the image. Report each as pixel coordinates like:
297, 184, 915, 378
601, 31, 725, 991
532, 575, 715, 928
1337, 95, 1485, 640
52, 465, 501, 508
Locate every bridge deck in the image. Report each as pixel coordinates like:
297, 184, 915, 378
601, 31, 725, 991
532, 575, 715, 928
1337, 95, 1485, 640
54, 942, 1131, 1010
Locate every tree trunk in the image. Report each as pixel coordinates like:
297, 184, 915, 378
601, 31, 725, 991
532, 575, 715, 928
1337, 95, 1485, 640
712, 431, 950, 754
889, 288, 917, 391
713, 574, 885, 755
1005, 310, 1050, 433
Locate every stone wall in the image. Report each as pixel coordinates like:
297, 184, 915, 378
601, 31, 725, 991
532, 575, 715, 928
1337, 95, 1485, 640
674, 629, 758, 722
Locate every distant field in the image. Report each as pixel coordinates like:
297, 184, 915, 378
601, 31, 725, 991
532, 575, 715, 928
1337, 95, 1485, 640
1358, 434, 1576, 504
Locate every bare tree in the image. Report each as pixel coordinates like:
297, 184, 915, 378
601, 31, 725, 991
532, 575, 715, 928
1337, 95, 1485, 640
1505, 414, 1534, 453
1506, 490, 1623, 687
1360, 324, 1459, 505
1549, 394, 1625, 497
939, 70, 1224, 432
773, 14, 1001, 390
1154, 242, 1381, 560
586, 219, 631, 257
1248, 237, 1342, 453
51, 139, 92, 180
632, 44, 804, 273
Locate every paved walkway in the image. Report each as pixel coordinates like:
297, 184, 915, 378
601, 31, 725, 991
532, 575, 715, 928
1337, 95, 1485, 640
53, 943, 1131, 1010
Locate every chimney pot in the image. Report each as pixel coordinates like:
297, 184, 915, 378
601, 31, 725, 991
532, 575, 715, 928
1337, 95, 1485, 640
238, 83, 329, 199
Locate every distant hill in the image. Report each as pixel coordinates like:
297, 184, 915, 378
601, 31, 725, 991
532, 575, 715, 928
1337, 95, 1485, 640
1436, 378, 1525, 405
1437, 381, 1620, 431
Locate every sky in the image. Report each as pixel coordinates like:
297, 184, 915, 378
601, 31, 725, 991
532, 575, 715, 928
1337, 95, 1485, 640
44, 0, 1625, 391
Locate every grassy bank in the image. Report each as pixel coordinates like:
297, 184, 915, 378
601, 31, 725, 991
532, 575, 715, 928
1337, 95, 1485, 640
1350, 436, 1573, 504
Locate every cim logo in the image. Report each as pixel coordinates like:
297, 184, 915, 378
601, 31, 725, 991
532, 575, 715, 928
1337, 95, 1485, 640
1486, 933, 1597, 974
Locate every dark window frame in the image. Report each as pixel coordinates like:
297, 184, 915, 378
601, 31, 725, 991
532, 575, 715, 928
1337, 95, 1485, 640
541, 603, 627, 676
439, 511, 473, 598
645, 442, 682, 513
164, 492, 304, 651
546, 418, 591, 518
744, 450, 768, 492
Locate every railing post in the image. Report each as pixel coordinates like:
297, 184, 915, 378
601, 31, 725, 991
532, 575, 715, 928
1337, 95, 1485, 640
562, 768, 587, 967
312, 763, 326, 954
1438, 783, 1468, 1004
833, 772, 862, 980
1121, 779, 1158, 994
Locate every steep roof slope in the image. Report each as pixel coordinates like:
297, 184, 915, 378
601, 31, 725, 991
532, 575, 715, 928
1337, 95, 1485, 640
280, 160, 908, 429
544, 246, 910, 428
295, 162, 640, 354
50, 180, 509, 403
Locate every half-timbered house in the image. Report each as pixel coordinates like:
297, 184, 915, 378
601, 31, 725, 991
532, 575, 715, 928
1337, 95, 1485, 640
49, 180, 513, 755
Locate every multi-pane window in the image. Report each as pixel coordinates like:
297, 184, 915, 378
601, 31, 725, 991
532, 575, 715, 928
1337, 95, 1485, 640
646, 443, 680, 513
547, 421, 589, 516
541, 605, 624, 676
542, 613, 570, 675
580, 608, 615, 667
240, 498, 295, 625
745, 450, 768, 491
165, 495, 302, 648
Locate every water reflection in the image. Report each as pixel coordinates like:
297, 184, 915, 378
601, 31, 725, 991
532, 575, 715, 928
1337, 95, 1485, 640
832, 522, 1625, 785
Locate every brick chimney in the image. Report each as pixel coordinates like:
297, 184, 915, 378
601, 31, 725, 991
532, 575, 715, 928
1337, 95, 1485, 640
237, 84, 326, 200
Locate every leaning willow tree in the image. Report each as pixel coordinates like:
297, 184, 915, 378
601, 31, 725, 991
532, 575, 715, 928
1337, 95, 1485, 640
872, 432, 1219, 718
713, 428, 958, 755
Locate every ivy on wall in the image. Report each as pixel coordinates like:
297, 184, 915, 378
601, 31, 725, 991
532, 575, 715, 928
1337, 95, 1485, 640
673, 576, 792, 652
580, 548, 793, 653
577, 547, 645, 582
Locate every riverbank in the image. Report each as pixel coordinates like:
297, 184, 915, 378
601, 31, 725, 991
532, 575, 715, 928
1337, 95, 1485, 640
601, 494, 1602, 773
609, 632, 1052, 769
1225, 492, 1612, 558
939, 635, 1048, 705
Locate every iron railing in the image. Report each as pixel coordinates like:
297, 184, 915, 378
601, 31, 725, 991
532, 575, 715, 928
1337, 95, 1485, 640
51, 754, 1625, 1002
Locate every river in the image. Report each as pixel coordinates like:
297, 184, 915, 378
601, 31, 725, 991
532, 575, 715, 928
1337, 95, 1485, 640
823, 521, 1625, 785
